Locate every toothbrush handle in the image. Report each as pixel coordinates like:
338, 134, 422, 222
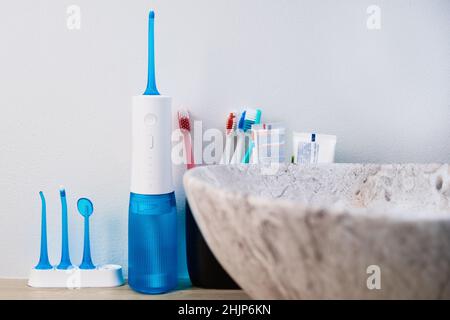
231, 133, 245, 164
80, 217, 95, 269
242, 140, 254, 164
183, 131, 195, 170
220, 134, 234, 165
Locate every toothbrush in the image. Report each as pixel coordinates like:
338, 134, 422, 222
230, 111, 246, 164
35, 191, 52, 270
57, 186, 72, 270
129, 10, 177, 294
177, 109, 195, 282
220, 112, 236, 165
77, 198, 95, 270
177, 109, 195, 170
242, 109, 262, 163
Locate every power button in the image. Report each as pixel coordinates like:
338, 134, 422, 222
144, 113, 158, 126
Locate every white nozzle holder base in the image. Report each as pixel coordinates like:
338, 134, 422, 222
131, 95, 174, 195
28, 265, 125, 288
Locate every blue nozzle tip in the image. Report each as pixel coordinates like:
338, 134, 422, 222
144, 10, 160, 95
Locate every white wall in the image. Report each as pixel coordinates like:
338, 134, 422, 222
0, 0, 449, 278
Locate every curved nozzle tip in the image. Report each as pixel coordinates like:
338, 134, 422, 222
149, 11, 155, 19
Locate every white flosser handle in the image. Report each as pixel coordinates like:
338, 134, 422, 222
130, 95, 174, 195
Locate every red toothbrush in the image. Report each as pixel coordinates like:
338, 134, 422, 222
177, 109, 195, 170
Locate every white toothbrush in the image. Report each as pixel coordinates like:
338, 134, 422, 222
230, 111, 246, 164
220, 112, 236, 165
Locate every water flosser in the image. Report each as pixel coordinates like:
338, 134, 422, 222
128, 11, 177, 294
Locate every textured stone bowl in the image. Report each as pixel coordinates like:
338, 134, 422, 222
184, 164, 450, 299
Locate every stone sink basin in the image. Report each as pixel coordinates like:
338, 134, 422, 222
184, 164, 450, 299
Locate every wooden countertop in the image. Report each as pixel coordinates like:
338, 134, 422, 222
0, 279, 250, 300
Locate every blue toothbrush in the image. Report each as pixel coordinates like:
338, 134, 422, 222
57, 187, 72, 269
35, 191, 52, 270
77, 198, 95, 269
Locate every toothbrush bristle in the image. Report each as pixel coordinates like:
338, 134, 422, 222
226, 112, 236, 133
178, 110, 191, 132
238, 111, 246, 130
59, 186, 66, 196
243, 108, 262, 131
149, 11, 155, 19
255, 109, 262, 124
245, 109, 257, 121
